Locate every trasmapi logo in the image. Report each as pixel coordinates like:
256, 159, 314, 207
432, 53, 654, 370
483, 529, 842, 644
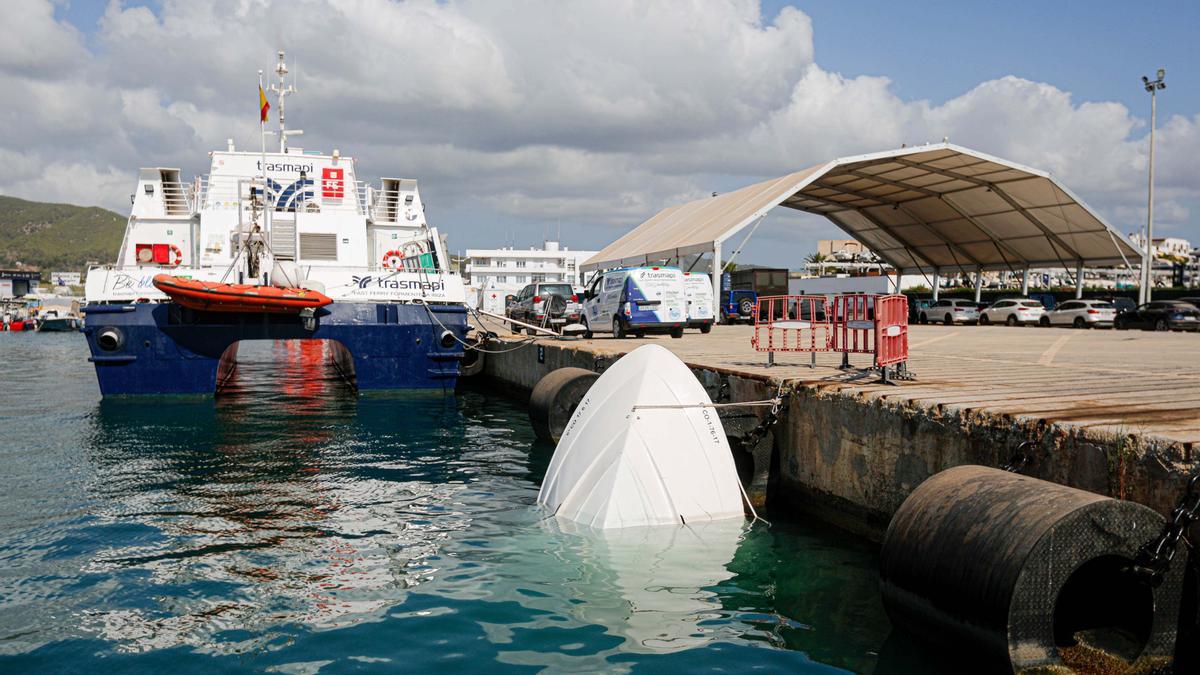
637, 270, 677, 280
350, 276, 446, 293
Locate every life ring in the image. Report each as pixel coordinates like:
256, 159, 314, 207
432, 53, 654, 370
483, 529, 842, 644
381, 250, 405, 269
166, 244, 183, 267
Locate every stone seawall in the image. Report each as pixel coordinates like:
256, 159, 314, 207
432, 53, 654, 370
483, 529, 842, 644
482, 339, 1195, 540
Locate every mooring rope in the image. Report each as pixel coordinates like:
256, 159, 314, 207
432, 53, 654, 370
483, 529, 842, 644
421, 302, 541, 354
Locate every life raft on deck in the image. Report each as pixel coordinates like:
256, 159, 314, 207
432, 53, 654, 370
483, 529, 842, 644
152, 274, 333, 314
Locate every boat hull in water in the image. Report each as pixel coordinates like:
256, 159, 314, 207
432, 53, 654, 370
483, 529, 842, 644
37, 317, 80, 332
538, 344, 745, 528
81, 302, 467, 396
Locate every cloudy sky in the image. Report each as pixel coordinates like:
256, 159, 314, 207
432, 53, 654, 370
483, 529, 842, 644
3, 0, 1198, 265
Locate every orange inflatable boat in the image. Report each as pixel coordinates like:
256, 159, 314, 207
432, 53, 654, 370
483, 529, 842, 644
152, 275, 333, 314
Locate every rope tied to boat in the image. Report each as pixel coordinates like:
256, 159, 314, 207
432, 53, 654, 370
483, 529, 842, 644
631, 380, 791, 528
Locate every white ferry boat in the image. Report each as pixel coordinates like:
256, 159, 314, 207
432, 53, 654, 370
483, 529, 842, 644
82, 52, 469, 396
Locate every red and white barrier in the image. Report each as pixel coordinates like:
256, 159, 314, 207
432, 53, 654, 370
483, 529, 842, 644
751, 293, 910, 381
751, 295, 831, 368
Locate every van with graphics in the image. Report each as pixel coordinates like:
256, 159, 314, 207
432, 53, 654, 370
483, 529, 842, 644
581, 267, 686, 339
682, 272, 715, 333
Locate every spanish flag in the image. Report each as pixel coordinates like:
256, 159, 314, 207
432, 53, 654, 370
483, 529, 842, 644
259, 85, 270, 123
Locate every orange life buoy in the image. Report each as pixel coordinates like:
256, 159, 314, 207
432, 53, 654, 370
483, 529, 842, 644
381, 250, 405, 269
166, 244, 183, 267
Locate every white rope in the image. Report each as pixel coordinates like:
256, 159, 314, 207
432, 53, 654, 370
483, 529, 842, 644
631, 400, 779, 410
421, 302, 540, 354
739, 477, 769, 527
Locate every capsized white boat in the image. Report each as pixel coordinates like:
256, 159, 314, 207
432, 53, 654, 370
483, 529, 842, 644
537, 344, 745, 528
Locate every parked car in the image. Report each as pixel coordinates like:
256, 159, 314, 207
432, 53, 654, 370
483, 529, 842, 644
506, 282, 581, 334
1114, 301, 1200, 331
979, 298, 1046, 326
682, 272, 715, 333
1094, 295, 1137, 315
722, 289, 759, 324
1040, 299, 1117, 328
1027, 293, 1058, 311
908, 297, 933, 324
919, 299, 979, 325
1176, 297, 1200, 311
581, 266, 687, 338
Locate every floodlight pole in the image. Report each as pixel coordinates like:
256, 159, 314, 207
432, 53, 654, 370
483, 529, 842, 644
1140, 68, 1166, 304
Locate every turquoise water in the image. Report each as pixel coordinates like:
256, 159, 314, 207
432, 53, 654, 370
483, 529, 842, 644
0, 334, 905, 673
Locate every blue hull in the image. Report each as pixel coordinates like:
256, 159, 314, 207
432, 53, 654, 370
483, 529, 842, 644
81, 302, 468, 397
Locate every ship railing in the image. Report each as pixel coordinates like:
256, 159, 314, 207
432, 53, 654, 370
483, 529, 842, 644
370, 187, 410, 224
197, 174, 367, 214
161, 181, 195, 215
357, 182, 370, 216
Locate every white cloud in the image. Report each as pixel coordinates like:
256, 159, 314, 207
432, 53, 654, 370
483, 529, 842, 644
0, 0, 1197, 265
0, 1, 88, 76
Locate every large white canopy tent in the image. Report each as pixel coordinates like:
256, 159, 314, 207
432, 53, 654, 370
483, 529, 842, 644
581, 143, 1142, 306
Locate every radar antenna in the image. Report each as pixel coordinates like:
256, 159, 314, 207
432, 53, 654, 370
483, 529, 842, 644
269, 51, 304, 153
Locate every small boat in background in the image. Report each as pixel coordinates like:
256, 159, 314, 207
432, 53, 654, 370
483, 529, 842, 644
152, 274, 334, 314
36, 310, 81, 332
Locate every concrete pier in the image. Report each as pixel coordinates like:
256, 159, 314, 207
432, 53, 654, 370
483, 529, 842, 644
478, 320, 1200, 538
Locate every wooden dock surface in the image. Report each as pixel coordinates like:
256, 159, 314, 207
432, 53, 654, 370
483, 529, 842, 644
482, 319, 1200, 445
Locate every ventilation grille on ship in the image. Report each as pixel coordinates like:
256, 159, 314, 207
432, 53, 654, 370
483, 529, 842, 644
299, 233, 338, 261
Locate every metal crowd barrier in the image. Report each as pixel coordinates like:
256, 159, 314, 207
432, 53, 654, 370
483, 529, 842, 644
751, 295, 831, 368
752, 293, 910, 382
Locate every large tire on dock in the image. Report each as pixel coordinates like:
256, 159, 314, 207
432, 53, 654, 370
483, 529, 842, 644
529, 367, 599, 443
879, 465, 1183, 671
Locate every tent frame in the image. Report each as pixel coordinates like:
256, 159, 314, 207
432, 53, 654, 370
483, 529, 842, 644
581, 143, 1143, 309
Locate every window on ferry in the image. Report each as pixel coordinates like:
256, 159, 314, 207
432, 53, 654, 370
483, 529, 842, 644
516, 261, 527, 268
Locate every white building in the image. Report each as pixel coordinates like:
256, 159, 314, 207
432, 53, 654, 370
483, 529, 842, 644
1128, 234, 1193, 260
464, 241, 597, 292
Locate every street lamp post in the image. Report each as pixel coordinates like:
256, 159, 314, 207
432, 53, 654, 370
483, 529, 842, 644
1140, 68, 1166, 304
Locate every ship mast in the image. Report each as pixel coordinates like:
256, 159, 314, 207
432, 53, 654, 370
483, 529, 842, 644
269, 51, 303, 154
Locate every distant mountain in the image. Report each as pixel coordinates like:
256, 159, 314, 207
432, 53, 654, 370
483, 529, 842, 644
0, 195, 125, 275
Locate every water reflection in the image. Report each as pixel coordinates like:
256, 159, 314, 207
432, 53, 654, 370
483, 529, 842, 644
480, 518, 745, 670
0, 336, 895, 672
80, 340, 473, 653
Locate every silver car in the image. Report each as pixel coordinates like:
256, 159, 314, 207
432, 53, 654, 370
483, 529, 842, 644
1040, 299, 1117, 328
919, 299, 980, 325
980, 299, 1047, 326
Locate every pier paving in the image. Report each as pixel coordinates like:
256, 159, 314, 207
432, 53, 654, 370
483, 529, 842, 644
483, 319, 1200, 446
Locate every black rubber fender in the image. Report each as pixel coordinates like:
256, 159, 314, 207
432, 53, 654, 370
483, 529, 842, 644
879, 465, 1183, 671
458, 336, 485, 377
528, 367, 599, 443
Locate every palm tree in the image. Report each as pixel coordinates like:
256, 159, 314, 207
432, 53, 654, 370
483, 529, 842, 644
805, 252, 828, 276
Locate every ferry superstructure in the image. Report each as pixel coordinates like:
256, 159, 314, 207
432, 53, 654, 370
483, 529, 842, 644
82, 52, 468, 396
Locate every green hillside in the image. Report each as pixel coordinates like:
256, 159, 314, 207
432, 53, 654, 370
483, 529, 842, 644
0, 195, 125, 275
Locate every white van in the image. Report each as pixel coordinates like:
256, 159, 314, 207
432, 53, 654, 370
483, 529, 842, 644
581, 267, 687, 338
682, 272, 715, 333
